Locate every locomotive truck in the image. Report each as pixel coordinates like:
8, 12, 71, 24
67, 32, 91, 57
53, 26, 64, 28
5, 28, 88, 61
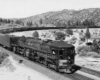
0, 33, 75, 73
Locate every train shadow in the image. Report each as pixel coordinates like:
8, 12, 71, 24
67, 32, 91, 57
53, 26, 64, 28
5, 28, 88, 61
71, 65, 81, 74
59, 65, 81, 74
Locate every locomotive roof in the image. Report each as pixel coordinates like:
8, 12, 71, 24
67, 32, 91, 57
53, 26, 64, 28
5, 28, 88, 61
26, 38, 43, 43
49, 41, 74, 48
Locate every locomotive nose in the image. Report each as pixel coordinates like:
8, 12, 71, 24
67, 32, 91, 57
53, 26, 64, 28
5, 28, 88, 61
58, 60, 73, 73
59, 59, 72, 66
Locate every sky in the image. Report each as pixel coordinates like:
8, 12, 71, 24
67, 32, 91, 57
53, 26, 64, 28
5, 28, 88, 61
0, 0, 100, 18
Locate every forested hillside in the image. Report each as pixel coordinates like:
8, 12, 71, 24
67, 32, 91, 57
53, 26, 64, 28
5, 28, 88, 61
0, 8, 100, 30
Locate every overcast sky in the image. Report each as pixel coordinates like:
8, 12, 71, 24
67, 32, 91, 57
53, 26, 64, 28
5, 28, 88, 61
0, 0, 100, 18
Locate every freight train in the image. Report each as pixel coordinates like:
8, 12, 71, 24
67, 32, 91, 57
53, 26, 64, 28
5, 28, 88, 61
0, 33, 75, 73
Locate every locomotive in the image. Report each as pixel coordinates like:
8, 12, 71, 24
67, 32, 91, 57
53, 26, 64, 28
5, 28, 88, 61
0, 33, 75, 73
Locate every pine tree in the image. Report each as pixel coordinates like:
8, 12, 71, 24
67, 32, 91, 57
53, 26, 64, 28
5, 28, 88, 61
85, 28, 91, 42
27, 21, 33, 27
15, 20, 22, 25
34, 23, 39, 27
39, 18, 43, 24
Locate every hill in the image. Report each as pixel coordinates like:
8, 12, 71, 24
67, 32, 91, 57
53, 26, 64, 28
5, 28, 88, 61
20, 8, 100, 27
1, 8, 100, 29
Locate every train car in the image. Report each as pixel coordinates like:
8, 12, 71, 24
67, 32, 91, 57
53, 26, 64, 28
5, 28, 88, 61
0, 34, 75, 73
0, 33, 11, 48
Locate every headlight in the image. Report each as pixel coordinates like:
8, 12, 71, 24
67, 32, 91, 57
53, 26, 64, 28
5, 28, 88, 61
59, 63, 63, 66
59, 60, 68, 66
59, 60, 67, 63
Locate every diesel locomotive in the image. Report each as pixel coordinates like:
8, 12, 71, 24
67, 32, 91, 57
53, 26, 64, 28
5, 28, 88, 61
0, 33, 75, 73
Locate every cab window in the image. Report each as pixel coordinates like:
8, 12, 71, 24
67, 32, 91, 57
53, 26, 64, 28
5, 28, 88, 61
59, 50, 63, 55
52, 49, 58, 55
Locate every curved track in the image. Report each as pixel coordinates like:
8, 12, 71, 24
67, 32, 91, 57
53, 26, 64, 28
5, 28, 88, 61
80, 66, 100, 77
0, 26, 100, 33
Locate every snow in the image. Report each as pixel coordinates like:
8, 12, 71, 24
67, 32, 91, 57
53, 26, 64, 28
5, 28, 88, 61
75, 55, 100, 72
76, 70, 100, 80
0, 56, 52, 80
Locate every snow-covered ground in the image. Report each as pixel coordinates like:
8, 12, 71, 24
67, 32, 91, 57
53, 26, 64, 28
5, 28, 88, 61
8, 28, 100, 41
0, 56, 52, 80
75, 55, 100, 72
9, 30, 55, 40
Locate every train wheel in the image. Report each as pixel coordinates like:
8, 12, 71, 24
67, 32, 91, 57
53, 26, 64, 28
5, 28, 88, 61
66, 69, 71, 73
38, 59, 42, 64
42, 60, 45, 65
54, 65, 59, 72
47, 63, 51, 69
66, 66, 72, 73
13, 47, 16, 53
43, 60, 48, 66
33, 58, 36, 62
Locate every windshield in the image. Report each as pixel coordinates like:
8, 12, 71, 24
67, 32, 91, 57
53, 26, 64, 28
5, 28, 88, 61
59, 48, 75, 59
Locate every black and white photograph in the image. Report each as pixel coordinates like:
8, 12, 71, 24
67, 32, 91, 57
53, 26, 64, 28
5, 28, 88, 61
0, 0, 100, 80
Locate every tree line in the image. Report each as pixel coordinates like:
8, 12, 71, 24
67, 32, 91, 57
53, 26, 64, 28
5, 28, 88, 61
55, 19, 96, 27
0, 18, 14, 24
0, 18, 96, 28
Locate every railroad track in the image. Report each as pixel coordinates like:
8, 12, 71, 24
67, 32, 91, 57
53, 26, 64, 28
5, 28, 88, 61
0, 47, 100, 80
80, 65, 100, 77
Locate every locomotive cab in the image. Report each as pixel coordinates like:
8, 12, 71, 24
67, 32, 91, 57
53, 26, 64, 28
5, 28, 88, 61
50, 41, 75, 73
58, 47, 75, 64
